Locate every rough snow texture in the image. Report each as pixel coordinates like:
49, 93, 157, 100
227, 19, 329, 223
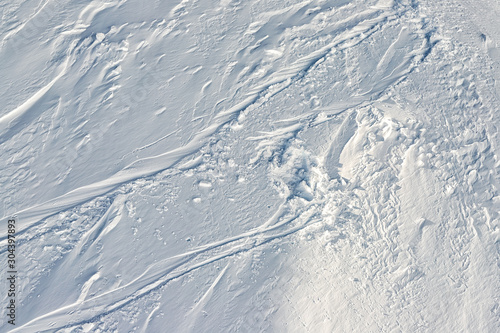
0, 0, 499, 332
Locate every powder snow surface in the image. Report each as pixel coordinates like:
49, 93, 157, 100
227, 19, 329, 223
0, 0, 499, 332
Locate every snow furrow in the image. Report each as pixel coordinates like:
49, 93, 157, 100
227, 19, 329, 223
11, 205, 319, 332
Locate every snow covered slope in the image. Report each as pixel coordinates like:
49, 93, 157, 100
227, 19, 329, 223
0, 0, 499, 331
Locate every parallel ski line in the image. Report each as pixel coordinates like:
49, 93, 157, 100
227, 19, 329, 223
11, 208, 320, 332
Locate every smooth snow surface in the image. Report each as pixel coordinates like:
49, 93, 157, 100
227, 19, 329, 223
1, 0, 499, 331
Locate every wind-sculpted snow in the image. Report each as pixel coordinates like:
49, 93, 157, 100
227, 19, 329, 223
1, 0, 499, 332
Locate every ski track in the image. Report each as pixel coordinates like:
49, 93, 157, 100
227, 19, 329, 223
12, 203, 320, 332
